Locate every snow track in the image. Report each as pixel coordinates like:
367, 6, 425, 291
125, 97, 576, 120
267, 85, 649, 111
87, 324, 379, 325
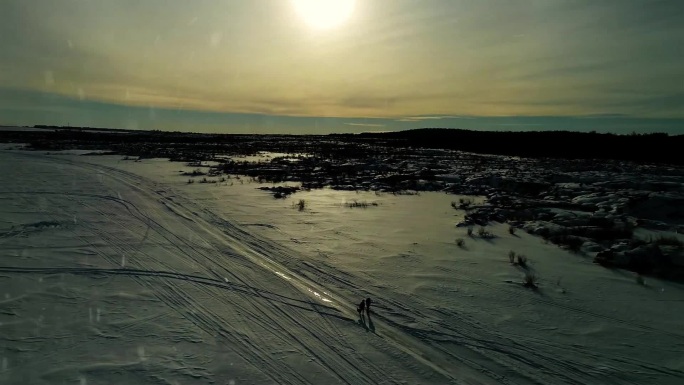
1, 150, 683, 385
0, 151, 443, 385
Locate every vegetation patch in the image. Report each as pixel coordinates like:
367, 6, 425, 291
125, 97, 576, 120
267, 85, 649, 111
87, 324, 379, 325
523, 271, 538, 289
294, 199, 307, 211
345, 200, 378, 208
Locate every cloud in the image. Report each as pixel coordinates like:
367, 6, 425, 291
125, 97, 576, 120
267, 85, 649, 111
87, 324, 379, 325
344, 122, 386, 127
396, 115, 475, 122
1, 0, 683, 125
2, 87, 682, 135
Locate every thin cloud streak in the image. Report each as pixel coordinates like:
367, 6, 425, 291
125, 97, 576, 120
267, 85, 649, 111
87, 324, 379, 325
344, 122, 386, 127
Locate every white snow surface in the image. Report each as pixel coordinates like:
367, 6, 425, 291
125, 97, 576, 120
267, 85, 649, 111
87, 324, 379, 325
1, 149, 683, 385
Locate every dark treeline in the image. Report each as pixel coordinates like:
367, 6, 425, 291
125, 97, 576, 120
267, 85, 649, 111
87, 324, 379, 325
0, 126, 681, 165
349, 128, 684, 165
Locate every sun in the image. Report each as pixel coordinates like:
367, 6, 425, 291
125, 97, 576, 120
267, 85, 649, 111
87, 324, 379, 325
292, 0, 356, 30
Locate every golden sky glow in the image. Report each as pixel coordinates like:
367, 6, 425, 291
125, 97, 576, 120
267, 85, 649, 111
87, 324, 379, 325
292, 0, 356, 30
1, 1, 682, 132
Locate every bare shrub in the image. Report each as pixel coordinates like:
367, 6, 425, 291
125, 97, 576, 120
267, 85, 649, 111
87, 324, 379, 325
517, 254, 528, 268
508, 250, 516, 264
452, 198, 474, 210
456, 238, 465, 248
345, 200, 378, 208
523, 271, 538, 289
182, 168, 205, 177
548, 234, 583, 252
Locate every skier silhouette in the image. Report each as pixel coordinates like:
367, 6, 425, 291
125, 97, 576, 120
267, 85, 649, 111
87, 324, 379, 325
357, 299, 366, 318
365, 298, 372, 316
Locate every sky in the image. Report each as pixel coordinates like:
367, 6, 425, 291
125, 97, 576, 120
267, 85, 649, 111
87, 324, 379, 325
1, 0, 682, 134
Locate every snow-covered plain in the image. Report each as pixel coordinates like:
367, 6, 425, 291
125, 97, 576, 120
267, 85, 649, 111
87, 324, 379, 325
1, 148, 683, 385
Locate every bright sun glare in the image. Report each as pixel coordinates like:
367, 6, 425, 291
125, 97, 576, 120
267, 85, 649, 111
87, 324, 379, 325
292, 0, 356, 30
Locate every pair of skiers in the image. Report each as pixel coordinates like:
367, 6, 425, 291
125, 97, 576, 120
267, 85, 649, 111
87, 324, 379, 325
357, 297, 372, 317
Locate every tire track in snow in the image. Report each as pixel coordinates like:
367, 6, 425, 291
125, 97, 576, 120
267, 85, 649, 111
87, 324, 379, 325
65, 161, 412, 380
0, 155, 322, 384
62, 183, 378, 385
9, 153, 407, 385
70, 198, 318, 385
120, 189, 397, 385
185, 204, 462, 384
0, 266, 342, 317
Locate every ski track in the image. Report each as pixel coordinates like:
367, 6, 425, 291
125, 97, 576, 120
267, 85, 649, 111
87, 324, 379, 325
1, 152, 414, 385
2, 151, 682, 385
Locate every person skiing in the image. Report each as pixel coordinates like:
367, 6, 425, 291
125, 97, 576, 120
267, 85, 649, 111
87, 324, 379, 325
357, 299, 366, 317
365, 297, 372, 315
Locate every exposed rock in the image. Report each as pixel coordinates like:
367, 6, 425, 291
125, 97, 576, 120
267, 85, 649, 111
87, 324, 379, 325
595, 244, 671, 274
582, 241, 603, 252
610, 242, 631, 252
594, 249, 615, 267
